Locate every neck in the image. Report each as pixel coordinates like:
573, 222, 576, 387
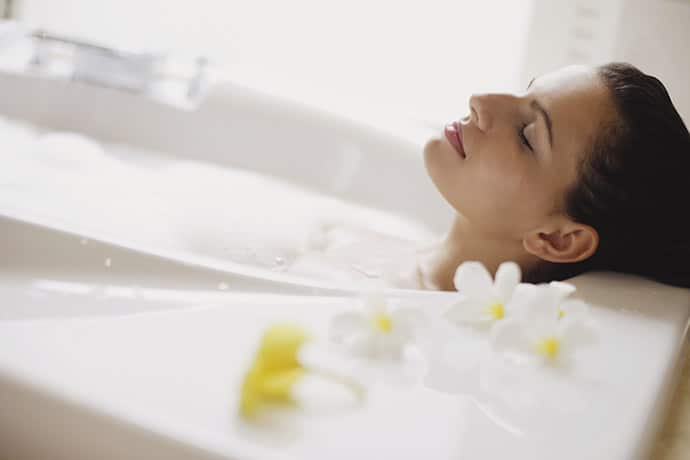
418, 214, 539, 291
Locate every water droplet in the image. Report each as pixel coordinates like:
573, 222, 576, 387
272, 256, 288, 272
104, 258, 112, 268
217, 282, 229, 291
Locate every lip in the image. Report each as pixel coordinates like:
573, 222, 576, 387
444, 121, 466, 159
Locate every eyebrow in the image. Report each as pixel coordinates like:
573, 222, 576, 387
527, 77, 553, 149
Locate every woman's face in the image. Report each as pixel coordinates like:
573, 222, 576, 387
424, 65, 614, 239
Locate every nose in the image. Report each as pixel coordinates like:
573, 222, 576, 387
469, 92, 522, 133
469, 93, 493, 132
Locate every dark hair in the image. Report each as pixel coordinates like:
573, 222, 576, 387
530, 62, 690, 288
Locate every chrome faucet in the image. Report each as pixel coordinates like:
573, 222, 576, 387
0, 21, 210, 106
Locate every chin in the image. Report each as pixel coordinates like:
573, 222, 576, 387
423, 136, 443, 174
423, 136, 464, 212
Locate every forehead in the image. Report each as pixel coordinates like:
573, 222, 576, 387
532, 66, 613, 146
534, 65, 600, 94
531, 65, 613, 181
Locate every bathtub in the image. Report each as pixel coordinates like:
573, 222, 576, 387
0, 55, 455, 296
1, 43, 690, 460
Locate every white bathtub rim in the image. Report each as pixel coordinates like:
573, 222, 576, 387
0, 209, 449, 297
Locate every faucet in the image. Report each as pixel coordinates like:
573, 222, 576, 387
0, 21, 211, 106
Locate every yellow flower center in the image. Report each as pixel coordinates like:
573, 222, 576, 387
372, 312, 393, 333
536, 337, 560, 359
487, 302, 505, 320
558, 308, 565, 319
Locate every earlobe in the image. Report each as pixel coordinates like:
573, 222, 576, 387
523, 224, 599, 264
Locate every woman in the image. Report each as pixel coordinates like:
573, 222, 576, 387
420, 62, 690, 290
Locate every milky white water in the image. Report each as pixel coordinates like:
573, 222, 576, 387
0, 116, 438, 288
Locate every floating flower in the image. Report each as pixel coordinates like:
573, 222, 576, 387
491, 282, 597, 365
239, 323, 311, 417
330, 294, 418, 359
444, 261, 522, 327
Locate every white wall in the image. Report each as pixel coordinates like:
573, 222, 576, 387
615, 0, 690, 123
14, 0, 533, 126
523, 0, 690, 123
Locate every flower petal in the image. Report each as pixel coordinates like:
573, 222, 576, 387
505, 283, 539, 316
553, 346, 577, 370
520, 284, 561, 339
330, 312, 366, 343
558, 300, 598, 348
444, 299, 489, 326
256, 323, 310, 371
260, 368, 305, 400
347, 330, 377, 357
373, 332, 407, 358
490, 317, 530, 354
559, 298, 588, 321
548, 282, 577, 313
453, 261, 493, 297
363, 293, 387, 314
549, 280, 576, 297
494, 261, 521, 302
390, 313, 416, 341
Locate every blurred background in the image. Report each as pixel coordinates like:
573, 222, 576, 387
1, 0, 689, 126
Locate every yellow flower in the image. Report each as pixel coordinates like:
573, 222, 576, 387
239, 323, 311, 417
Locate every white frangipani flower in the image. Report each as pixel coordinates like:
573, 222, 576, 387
444, 261, 522, 327
330, 294, 417, 359
491, 282, 597, 365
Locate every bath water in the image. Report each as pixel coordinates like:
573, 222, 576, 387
0, 116, 437, 288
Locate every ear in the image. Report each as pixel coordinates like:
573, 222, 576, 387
522, 220, 599, 264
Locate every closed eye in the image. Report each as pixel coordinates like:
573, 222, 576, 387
519, 124, 533, 151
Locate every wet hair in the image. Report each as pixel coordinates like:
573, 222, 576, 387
531, 62, 690, 288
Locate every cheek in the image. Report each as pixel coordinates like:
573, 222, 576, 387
476, 154, 523, 194
472, 153, 550, 227
423, 135, 557, 230
474, 148, 528, 203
